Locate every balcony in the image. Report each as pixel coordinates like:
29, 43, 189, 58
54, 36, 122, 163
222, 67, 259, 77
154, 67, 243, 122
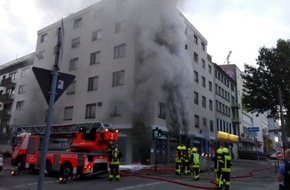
232, 117, 241, 124
0, 77, 16, 88
0, 94, 14, 103
231, 102, 241, 109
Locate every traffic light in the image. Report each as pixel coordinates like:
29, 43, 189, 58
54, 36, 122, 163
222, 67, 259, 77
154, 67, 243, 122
157, 129, 162, 137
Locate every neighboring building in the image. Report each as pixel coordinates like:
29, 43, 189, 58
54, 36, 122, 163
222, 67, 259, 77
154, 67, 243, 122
0, 0, 240, 163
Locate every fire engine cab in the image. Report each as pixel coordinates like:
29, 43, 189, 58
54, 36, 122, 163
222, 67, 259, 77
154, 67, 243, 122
10, 122, 118, 178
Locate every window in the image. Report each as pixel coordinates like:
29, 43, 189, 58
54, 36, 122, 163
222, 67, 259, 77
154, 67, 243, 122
115, 20, 126, 33
210, 120, 214, 132
203, 118, 207, 127
73, 18, 82, 29
201, 42, 205, 51
36, 50, 44, 60
40, 33, 47, 43
202, 77, 206, 87
209, 100, 213, 111
18, 84, 26, 94
194, 71, 199, 83
194, 52, 198, 63
185, 44, 188, 50
158, 102, 166, 119
202, 96, 206, 108
202, 59, 206, 69
194, 92, 198, 105
88, 76, 98, 91
71, 37, 80, 48
194, 35, 198, 44
85, 103, 96, 118
69, 58, 78, 71
92, 29, 102, 41
114, 44, 126, 59
194, 115, 199, 128
208, 65, 212, 74
66, 81, 76, 94
112, 70, 124, 86
9, 72, 16, 80
21, 68, 29, 77
16, 101, 24, 110
63, 106, 73, 120
90, 51, 100, 65
209, 81, 212, 91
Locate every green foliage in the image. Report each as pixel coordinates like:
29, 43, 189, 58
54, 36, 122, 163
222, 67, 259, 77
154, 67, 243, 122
242, 39, 290, 120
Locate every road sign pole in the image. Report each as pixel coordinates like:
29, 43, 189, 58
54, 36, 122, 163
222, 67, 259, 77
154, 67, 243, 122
37, 22, 62, 190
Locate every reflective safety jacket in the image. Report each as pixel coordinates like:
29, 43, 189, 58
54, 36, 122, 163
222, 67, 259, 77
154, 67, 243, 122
191, 152, 200, 168
221, 154, 232, 172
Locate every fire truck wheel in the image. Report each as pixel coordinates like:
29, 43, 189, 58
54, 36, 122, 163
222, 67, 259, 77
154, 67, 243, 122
45, 161, 52, 176
60, 163, 73, 177
17, 156, 26, 170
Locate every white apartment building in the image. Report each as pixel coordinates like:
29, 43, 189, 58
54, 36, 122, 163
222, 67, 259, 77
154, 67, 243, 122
0, 0, 240, 163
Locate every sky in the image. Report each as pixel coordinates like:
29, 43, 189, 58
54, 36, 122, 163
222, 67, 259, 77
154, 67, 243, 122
0, 0, 289, 71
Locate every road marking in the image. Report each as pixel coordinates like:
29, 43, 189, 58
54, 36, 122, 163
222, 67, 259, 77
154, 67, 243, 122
113, 182, 162, 190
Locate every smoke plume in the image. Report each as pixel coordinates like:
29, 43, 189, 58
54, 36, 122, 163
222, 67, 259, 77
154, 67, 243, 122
130, 0, 193, 136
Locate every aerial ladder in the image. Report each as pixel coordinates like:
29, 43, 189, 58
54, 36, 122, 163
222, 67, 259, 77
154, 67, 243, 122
224, 51, 232, 65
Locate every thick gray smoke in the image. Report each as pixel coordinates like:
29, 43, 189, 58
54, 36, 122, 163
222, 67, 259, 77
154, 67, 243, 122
129, 0, 193, 136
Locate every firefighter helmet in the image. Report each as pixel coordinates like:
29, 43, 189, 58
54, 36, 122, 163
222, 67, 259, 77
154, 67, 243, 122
192, 147, 197, 152
222, 147, 229, 154
217, 148, 223, 154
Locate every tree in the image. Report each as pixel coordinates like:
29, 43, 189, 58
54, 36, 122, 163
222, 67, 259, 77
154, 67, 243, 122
242, 39, 290, 135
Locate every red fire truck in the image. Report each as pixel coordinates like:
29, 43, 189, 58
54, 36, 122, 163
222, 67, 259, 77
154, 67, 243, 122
10, 122, 118, 178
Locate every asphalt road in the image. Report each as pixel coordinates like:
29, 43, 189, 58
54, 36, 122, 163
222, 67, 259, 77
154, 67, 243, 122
0, 159, 282, 190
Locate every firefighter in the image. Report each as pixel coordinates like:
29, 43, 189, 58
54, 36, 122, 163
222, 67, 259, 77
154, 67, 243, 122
213, 147, 224, 189
183, 147, 191, 175
220, 147, 232, 190
175, 145, 183, 175
277, 149, 290, 190
190, 147, 200, 180
106, 144, 123, 181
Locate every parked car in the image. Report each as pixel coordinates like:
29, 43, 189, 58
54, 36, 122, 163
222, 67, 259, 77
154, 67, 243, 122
270, 151, 284, 160
0, 153, 3, 172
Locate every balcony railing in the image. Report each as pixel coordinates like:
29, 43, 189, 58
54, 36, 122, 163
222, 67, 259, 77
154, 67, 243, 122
232, 117, 241, 124
0, 94, 14, 103
0, 110, 11, 119
0, 77, 16, 88
231, 102, 241, 109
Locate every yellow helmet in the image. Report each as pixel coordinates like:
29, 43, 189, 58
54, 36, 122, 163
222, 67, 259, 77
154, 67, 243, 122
222, 147, 229, 154
217, 148, 223, 154
192, 147, 197, 152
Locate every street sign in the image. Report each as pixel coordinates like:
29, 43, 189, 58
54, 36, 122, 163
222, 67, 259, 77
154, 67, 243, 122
248, 127, 260, 132
32, 67, 75, 104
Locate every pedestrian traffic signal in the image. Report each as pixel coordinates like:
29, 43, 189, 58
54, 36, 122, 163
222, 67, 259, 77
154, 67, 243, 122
157, 129, 162, 137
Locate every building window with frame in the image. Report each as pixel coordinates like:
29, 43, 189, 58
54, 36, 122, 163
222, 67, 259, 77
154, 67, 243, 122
16, 101, 24, 110
93, 8, 103, 20
63, 106, 73, 120
18, 84, 26, 94
195, 115, 199, 128
202, 96, 206, 108
158, 102, 166, 119
40, 33, 47, 43
73, 17, 82, 29
194, 92, 199, 105
209, 99, 213, 111
202, 76, 206, 88
111, 105, 121, 116
114, 43, 126, 59
66, 81, 76, 94
21, 68, 29, 77
71, 37, 80, 48
210, 120, 214, 132
194, 52, 198, 63
88, 76, 98, 91
115, 20, 126, 33
9, 72, 16, 80
112, 70, 124, 86
202, 59, 206, 69
85, 103, 96, 118
194, 71, 199, 83
209, 81, 212, 91
69, 58, 78, 71
201, 42, 205, 51
208, 65, 212, 74
194, 34, 198, 44
203, 118, 207, 128
92, 29, 102, 41
90, 51, 100, 65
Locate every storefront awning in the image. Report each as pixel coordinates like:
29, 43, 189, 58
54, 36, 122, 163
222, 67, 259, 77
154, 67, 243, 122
217, 131, 239, 142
